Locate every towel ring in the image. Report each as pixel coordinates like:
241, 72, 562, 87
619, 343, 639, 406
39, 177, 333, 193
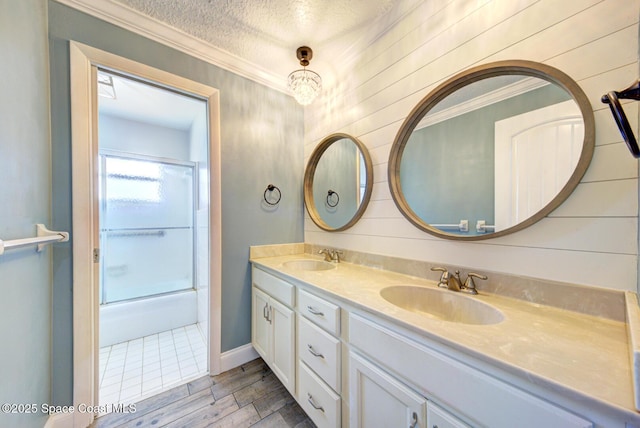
601, 79, 640, 158
264, 184, 281, 206
326, 190, 339, 208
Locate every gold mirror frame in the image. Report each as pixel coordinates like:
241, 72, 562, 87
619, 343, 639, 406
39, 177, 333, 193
304, 133, 374, 231
388, 60, 595, 240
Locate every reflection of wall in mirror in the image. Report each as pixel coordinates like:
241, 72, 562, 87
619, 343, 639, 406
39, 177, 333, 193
313, 139, 360, 229
400, 83, 571, 235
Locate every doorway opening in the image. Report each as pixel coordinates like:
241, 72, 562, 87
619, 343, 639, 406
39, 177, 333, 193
70, 42, 222, 427
96, 70, 210, 406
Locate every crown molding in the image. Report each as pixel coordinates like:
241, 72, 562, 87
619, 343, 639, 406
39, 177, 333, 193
416, 77, 550, 130
53, 0, 289, 93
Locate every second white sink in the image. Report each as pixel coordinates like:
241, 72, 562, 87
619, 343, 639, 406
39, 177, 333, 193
380, 285, 504, 325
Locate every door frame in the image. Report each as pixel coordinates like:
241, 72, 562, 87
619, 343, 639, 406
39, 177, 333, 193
70, 41, 222, 427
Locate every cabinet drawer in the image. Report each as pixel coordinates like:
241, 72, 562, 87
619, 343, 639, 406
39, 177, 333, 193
349, 313, 593, 428
298, 361, 341, 428
299, 288, 340, 335
298, 316, 341, 392
252, 267, 294, 307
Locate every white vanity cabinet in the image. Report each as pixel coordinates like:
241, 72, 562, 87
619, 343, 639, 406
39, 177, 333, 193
349, 312, 594, 428
350, 351, 427, 428
427, 402, 471, 428
251, 267, 296, 394
250, 254, 639, 428
350, 350, 472, 428
296, 288, 342, 428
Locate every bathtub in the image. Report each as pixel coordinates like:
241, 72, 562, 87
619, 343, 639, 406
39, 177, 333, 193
99, 289, 198, 347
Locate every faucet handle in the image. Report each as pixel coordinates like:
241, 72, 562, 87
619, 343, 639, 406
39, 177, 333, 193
430, 267, 449, 288
462, 272, 487, 295
332, 250, 343, 263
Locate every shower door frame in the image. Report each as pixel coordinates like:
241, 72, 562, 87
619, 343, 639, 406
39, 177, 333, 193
70, 41, 222, 428
98, 150, 198, 306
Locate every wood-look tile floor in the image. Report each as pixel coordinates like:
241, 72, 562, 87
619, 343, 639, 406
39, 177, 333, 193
91, 358, 315, 428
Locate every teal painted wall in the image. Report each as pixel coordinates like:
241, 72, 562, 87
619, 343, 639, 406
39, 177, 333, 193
0, 1, 52, 427
48, 1, 304, 405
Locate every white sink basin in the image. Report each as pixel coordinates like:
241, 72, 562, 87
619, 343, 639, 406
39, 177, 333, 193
380, 285, 504, 325
283, 259, 336, 271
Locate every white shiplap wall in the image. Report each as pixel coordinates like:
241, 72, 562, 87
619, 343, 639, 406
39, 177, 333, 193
304, 0, 640, 292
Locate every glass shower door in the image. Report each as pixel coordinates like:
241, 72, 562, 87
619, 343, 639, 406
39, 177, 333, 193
99, 153, 195, 304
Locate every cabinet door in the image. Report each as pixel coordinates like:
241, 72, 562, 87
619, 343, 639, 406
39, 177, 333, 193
271, 297, 295, 394
252, 286, 271, 361
427, 402, 470, 428
350, 352, 427, 428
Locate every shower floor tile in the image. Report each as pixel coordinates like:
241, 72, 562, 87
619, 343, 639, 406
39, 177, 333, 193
99, 324, 207, 412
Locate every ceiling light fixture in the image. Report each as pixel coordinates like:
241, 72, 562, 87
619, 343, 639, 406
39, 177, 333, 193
288, 46, 322, 106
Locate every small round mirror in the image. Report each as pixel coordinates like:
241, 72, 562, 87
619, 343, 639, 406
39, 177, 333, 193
388, 60, 595, 240
304, 133, 373, 231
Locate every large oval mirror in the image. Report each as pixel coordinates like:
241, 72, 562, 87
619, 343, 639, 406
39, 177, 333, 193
304, 133, 373, 231
389, 60, 595, 240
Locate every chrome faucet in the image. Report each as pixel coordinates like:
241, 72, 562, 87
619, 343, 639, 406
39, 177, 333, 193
431, 267, 461, 291
431, 267, 487, 294
318, 248, 333, 262
318, 248, 343, 263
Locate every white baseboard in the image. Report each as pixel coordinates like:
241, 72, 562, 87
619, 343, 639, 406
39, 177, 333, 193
219, 343, 259, 373
44, 411, 76, 428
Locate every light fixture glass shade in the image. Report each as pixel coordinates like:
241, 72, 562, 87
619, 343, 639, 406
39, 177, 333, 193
288, 68, 322, 106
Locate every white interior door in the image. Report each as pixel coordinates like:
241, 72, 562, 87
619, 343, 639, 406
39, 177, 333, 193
494, 100, 583, 231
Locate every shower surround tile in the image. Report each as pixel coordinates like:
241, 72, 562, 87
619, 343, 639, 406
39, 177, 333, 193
99, 324, 208, 412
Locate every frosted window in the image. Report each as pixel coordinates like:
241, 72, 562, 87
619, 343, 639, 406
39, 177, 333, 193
105, 157, 161, 203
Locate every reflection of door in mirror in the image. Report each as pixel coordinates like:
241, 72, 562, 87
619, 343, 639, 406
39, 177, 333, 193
494, 100, 583, 231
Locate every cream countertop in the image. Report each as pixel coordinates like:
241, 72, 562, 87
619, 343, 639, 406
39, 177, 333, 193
250, 253, 638, 422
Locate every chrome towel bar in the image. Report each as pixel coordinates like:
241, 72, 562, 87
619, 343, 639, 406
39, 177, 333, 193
476, 220, 495, 233
432, 220, 468, 232
0, 224, 69, 256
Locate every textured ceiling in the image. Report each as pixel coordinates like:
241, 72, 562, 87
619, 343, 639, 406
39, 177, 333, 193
67, 0, 411, 90
115, 0, 398, 50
